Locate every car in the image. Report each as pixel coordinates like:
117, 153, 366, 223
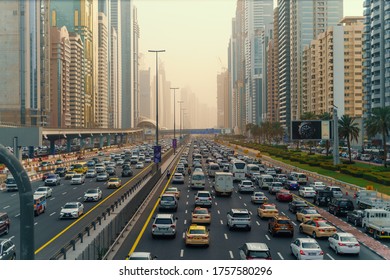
96, 172, 109, 182
328, 232, 360, 255
4, 176, 18, 192
299, 219, 337, 238
106, 166, 116, 176
309, 181, 326, 192
269, 182, 284, 195
184, 224, 209, 247
296, 207, 322, 222
313, 190, 333, 206
191, 207, 211, 224
59, 202, 84, 219
257, 203, 279, 219
136, 162, 144, 169
54, 167, 67, 177
71, 174, 85, 185
227, 208, 251, 231
64, 171, 76, 180
159, 194, 178, 211
346, 210, 364, 227
194, 191, 212, 208
145, 157, 152, 163
55, 159, 63, 165
275, 189, 293, 202
151, 213, 177, 238
85, 169, 97, 178
285, 180, 300, 191
165, 187, 180, 200
45, 174, 61, 186
126, 252, 157, 260
121, 166, 133, 177
288, 200, 309, 213
0, 238, 16, 260
95, 164, 106, 173
290, 238, 324, 260
238, 180, 255, 193
328, 198, 354, 216
299, 186, 316, 198
84, 188, 103, 202
107, 177, 122, 189
41, 172, 51, 181
0, 213, 10, 236
238, 242, 271, 260
325, 186, 343, 198
268, 215, 294, 236
34, 186, 53, 198
251, 192, 268, 204
171, 173, 185, 184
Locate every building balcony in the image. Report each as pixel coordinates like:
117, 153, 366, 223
372, 37, 382, 45
385, 13, 390, 21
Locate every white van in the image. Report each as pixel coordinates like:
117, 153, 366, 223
292, 172, 308, 185
246, 164, 260, 179
191, 171, 206, 189
214, 172, 234, 196
259, 174, 274, 190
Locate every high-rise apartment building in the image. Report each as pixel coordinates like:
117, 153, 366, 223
363, 0, 390, 117
51, 0, 96, 128
302, 16, 364, 118
139, 68, 151, 119
133, 7, 140, 126
97, 12, 109, 128
0, 1, 42, 126
217, 70, 230, 128
290, 0, 343, 121
49, 26, 71, 128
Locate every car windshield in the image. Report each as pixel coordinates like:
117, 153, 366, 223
233, 213, 250, 218
194, 209, 208, 214
264, 205, 276, 209
305, 209, 318, 214
73, 175, 81, 178
302, 242, 319, 249
339, 201, 352, 207
192, 174, 204, 180
64, 204, 77, 209
248, 251, 269, 258
189, 229, 206, 234
278, 220, 291, 224
264, 178, 273, 182
294, 201, 307, 205
340, 236, 357, 242
86, 189, 98, 194
243, 182, 252, 185
47, 175, 56, 178
317, 221, 330, 227
109, 179, 118, 182
197, 193, 210, 198
155, 218, 173, 224
36, 187, 47, 192
162, 196, 174, 201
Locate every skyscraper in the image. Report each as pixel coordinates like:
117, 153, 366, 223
139, 68, 151, 119
97, 12, 109, 128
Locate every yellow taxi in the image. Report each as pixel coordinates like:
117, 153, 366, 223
64, 171, 76, 180
299, 219, 337, 238
257, 203, 279, 219
296, 207, 323, 222
185, 224, 209, 247
107, 177, 122, 189
191, 207, 211, 224
165, 187, 181, 200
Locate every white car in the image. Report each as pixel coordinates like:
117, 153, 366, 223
136, 162, 144, 169
310, 181, 326, 192
71, 174, 85, 185
290, 238, 324, 260
34, 186, 53, 198
172, 173, 185, 184
59, 202, 84, 219
85, 169, 97, 178
251, 192, 268, 204
84, 188, 103, 202
238, 180, 255, 193
299, 187, 316, 198
328, 232, 360, 255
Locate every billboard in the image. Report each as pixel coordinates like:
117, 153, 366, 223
291, 120, 332, 141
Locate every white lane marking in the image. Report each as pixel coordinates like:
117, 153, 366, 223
229, 251, 234, 259
326, 253, 335, 260
217, 210, 220, 215
15, 213, 20, 218
185, 210, 188, 214
291, 221, 297, 226
187, 195, 189, 198
49, 197, 55, 201
3, 206, 10, 210
256, 221, 260, 226
186, 201, 188, 205
243, 203, 247, 207
239, 196, 242, 199
180, 249, 184, 258
277, 252, 284, 260
224, 233, 228, 240
215, 202, 218, 206
182, 232, 185, 239
62, 192, 67, 195
281, 212, 286, 216
184, 220, 187, 225
11, 193, 17, 197
34, 222, 38, 226
50, 212, 56, 216
265, 235, 271, 241
220, 220, 224, 225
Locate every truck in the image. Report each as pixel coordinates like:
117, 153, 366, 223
213, 172, 234, 196
361, 209, 390, 239
356, 190, 390, 210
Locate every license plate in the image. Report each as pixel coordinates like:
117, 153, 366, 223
309, 253, 316, 256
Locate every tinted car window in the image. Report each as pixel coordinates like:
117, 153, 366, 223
155, 218, 172, 224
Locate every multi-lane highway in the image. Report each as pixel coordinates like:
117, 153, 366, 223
113, 140, 383, 260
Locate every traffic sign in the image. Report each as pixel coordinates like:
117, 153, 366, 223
154, 145, 161, 163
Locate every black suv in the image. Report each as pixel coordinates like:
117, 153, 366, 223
328, 198, 354, 216
313, 190, 333, 206
0, 213, 10, 236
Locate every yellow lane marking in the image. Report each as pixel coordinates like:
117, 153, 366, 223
34, 164, 152, 255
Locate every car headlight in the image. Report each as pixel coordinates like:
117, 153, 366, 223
72, 211, 77, 214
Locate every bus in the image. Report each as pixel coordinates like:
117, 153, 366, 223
230, 160, 247, 182
191, 171, 206, 189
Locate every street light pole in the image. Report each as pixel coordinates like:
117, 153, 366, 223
170, 87, 179, 154
148, 49, 165, 166
333, 105, 340, 166
177, 100, 184, 142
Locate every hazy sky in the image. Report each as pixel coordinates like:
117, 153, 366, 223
134, 0, 364, 123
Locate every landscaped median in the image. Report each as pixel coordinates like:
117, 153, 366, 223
230, 141, 390, 196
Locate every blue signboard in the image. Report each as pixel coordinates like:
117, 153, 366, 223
154, 145, 161, 163
172, 138, 177, 149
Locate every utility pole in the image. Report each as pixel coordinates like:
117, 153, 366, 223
170, 87, 179, 154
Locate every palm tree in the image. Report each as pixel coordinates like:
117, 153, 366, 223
245, 123, 256, 139
318, 112, 332, 156
338, 115, 360, 163
365, 107, 390, 167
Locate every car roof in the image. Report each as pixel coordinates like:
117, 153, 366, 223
129, 252, 152, 258
155, 213, 174, 219
188, 224, 206, 230
336, 232, 355, 237
245, 242, 269, 251
231, 208, 249, 213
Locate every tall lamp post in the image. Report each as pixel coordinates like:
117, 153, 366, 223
148, 49, 165, 165
181, 108, 187, 141
170, 87, 179, 154
333, 105, 340, 165
177, 100, 184, 141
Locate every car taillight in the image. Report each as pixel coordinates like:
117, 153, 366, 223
152, 224, 156, 228
338, 242, 346, 246
319, 229, 325, 232
299, 250, 306, 255
208, 197, 212, 200
246, 256, 254, 260
320, 251, 324, 255
354, 244, 360, 247
305, 216, 310, 219
193, 215, 198, 218
170, 225, 176, 228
